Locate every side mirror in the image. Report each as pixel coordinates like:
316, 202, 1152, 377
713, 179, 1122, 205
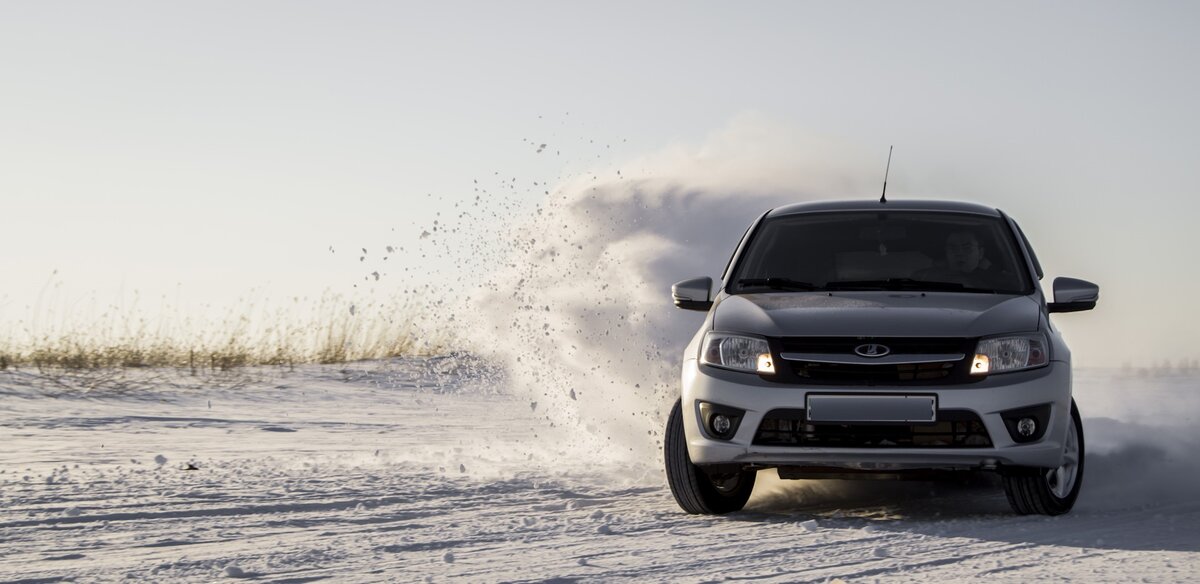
672, 277, 714, 311
1048, 277, 1099, 313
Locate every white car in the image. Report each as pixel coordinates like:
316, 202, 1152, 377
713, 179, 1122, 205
665, 199, 1098, 515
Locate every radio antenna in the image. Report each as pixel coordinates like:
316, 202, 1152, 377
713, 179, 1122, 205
880, 145, 893, 203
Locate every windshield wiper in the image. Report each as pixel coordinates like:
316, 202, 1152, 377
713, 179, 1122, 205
736, 277, 820, 291
823, 278, 1000, 293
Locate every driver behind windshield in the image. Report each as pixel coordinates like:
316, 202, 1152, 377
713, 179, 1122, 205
731, 212, 1030, 294
915, 230, 1009, 288
945, 231, 988, 273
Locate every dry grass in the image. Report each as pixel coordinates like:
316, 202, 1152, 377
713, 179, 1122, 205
0, 288, 452, 374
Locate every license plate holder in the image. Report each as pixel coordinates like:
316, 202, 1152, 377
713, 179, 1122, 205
806, 394, 937, 423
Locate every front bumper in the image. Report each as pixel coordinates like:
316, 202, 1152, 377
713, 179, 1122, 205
681, 359, 1072, 470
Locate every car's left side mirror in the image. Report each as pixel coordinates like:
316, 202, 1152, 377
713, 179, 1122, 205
672, 277, 714, 311
1048, 277, 1099, 313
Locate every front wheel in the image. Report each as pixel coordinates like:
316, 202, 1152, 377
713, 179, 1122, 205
1003, 399, 1085, 515
664, 399, 756, 514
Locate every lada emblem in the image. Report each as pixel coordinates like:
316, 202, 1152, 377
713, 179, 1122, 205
854, 343, 891, 358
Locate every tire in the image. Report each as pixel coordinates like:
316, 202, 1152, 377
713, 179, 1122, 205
664, 399, 756, 514
1003, 399, 1085, 516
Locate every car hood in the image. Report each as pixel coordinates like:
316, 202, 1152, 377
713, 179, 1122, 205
712, 292, 1041, 338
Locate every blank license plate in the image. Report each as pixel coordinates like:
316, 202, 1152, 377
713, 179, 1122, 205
806, 394, 937, 423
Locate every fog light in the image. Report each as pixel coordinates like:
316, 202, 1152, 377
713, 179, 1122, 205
698, 401, 744, 441
711, 414, 732, 435
1016, 417, 1037, 437
1000, 403, 1051, 443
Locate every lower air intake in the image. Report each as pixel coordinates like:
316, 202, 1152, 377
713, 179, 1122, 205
753, 408, 992, 448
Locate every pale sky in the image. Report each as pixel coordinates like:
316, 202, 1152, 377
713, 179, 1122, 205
2, 1, 1198, 367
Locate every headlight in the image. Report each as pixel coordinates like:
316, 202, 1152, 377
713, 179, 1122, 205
700, 332, 776, 375
971, 334, 1049, 375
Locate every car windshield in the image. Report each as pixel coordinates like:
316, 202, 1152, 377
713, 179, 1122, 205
729, 211, 1032, 294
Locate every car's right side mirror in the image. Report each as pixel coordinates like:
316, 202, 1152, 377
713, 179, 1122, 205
672, 277, 714, 311
1048, 277, 1099, 313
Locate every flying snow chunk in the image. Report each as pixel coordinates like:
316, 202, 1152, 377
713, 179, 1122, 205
224, 565, 247, 578
443, 552, 455, 563
800, 519, 819, 532
154, 455, 167, 466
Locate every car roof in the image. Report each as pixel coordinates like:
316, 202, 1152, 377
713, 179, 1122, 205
766, 199, 1002, 218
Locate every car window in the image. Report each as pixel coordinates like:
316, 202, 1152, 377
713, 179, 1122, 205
730, 211, 1032, 294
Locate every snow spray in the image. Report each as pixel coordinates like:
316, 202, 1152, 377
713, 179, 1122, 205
447, 119, 872, 465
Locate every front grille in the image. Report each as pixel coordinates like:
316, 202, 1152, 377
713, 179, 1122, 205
753, 408, 992, 448
772, 336, 979, 386
780, 337, 969, 354
792, 360, 958, 383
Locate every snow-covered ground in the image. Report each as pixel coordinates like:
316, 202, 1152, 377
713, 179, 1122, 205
1, 360, 1198, 582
